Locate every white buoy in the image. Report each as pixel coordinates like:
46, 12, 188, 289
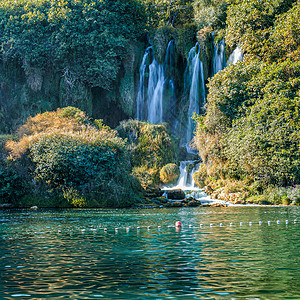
259, 221, 262, 225
286, 220, 289, 224
240, 222, 243, 226
210, 224, 213, 227
220, 223, 223, 227
230, 223, 233, 226
277, 220, 280, 224
249, 222, 252, 226
200, 224, 203, 227
268, 221, 271, 225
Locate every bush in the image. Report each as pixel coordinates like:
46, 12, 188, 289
117, 119, 178, 188
0, 160, 29, 205
160, 163, 180, 184
4, 108, 141, 207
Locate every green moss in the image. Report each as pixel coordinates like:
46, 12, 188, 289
175, 24, 197, 59
197, 27, 214, 80
150, 26, 177, 63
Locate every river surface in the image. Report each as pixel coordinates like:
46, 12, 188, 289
0, 207, 299, 299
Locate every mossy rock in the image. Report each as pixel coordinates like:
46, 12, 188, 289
160, 163, 180, 184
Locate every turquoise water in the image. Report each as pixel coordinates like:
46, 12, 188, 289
0, 207, 299, 299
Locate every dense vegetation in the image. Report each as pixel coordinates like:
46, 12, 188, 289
117, 119, 178, 188
194, 0, 300, 204
1, 107, 142, 207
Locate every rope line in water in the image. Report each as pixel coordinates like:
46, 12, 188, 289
60, 219, 298, 234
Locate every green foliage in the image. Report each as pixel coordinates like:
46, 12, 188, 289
0, 0, 146, 90
0, 158, 30, 205
193, 163, 207, 188
4, 108, 141, 207
58, 106, 89, 124
194, 44, 300, 198
141, 0, 194, 28
117, 119, 178, 187
225, 0, 297, 60
193, 0, 228, 29
160, 163, 180, 184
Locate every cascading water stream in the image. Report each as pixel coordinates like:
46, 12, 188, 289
136, 46, 151, 120
227, 46, 243, 65
183, 43, 206, 152
212, 38, 226, 75
163, 161, 201, 191
147, 60, 164, 123
136, 40, 176, 125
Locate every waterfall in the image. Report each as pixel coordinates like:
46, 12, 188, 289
227, 46, 243, 65
136, 46, 151, 120
212, 38, 226, 75
183, 43, 206, 151
136, 40, 176, 125
163, 161, 200, 191
147, 60, 164, 123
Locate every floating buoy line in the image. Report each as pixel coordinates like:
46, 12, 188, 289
57, 219, 297, 234
1, 219, 297, 239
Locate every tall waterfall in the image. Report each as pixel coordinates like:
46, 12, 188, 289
136, 41, 176, 125
227, 46, 243, 65
136, 46, 151, 120
183, 43, 206, 151
212, 38, 226, 75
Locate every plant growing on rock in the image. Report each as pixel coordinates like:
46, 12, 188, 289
117, 119, 178, 188
160, 163, 180, 184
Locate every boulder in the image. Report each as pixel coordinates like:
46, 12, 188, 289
167, 189, 185, 200
187, 200, 201, 207
171, 201, 183, 207
144, 187, 164, 198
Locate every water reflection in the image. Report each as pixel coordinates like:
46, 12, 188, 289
0, 207, 299, 299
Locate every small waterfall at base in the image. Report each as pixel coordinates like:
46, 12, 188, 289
163, 161, 230, 205
163, 161, 201, 191
227, 46, 243, 65
212, 38, 226, 75
182, 43, 206, 153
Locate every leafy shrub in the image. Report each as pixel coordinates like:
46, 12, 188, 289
117, 119, 178, 188
193, 164, 207, 188
0, 160, 29, 205
5, 108, 141, 207
160, 163, 180, 184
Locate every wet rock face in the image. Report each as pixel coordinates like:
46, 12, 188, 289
167, 189, 185, 200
